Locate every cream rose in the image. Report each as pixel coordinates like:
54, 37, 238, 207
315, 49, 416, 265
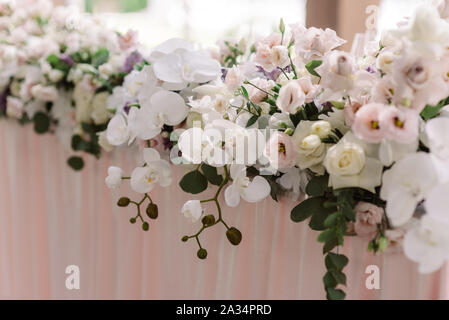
324, 132, 383, 192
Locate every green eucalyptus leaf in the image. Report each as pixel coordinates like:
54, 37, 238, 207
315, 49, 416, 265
306, 175, 329, 197
326, 287, 346, 300
323, 271, 337, 288
317, 229, 337, 243
290, 197, 324, 223
327, 252, 349, 270
330, 270, 347, 285
179, 170, 208, 194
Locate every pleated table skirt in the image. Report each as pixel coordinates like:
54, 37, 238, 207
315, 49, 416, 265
0, 120, 446, 299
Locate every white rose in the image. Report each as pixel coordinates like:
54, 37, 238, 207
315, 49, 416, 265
6, 96, 24, 119
324, 133, 383, 192
276, 81, 305, 114
73, 81, 94, 123
31, 84, 58, 102
182, 200, 204, 223
91, 92, 110, 125
98, 131, 114, 152
48, 69, 64, 82
325, 142, 366, 176
105, 166, 123, 189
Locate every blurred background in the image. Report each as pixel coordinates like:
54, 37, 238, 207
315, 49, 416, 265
53, 0, 428, 50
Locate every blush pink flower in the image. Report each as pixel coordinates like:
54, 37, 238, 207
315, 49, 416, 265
254, 33, 283, 72
119, 30, 138, 51
276, 80, 305, 114
297, 76, 318, 103
354, 202, 384, 238
352, 103, 385, 143
246, 78, 275, 104
264, 131, 296, 169
379, 106, 419, 144
344, 99, 363, 126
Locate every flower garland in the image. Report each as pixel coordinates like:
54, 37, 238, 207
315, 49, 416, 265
2, 0, 449, 300
0, 0, 144, 170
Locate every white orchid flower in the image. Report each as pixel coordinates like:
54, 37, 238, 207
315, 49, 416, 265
404, 215, 449, 274
106, 113, 130, 146
381, 153, 438, 227
105, 166, 123, 189
182, 200, 204, 223
224, 165, 271, 207
150, 38, 221, 90
130, 148, 172, 194
127, 90, 188, 144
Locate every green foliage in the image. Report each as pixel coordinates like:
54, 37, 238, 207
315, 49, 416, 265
306, 175, 329, 197
91, 48, 109, 68
421, 96, 449, 120
67, 156, 84, 171
179, 170, 208, 194
305, 60, 323, 77
33, 112, 50, 134
46, 54, 70, 74
201, 164, 223, 186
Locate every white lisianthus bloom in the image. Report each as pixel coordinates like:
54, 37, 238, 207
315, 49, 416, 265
130, 148, 172, 194
106, 114, 130, 146
128, 90, 188, 143
425, 117, 449, 183
324, 132, 383, 193
224, 165, 271, 207
404, 215, 449, 274
276, 81, 305, 114
105, 166, 123, 189
182, 200, 204, 222
381, 153, 438, 227
270, 45, 290, 69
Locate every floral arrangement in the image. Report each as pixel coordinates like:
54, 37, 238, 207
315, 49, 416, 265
0, 0, 144, 170
3, 0, 449, 300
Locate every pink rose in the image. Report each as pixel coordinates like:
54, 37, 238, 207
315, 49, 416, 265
354, 202, 384, 238
379, 106, 419, 143
352, 103, 385, 143
276, 80, 305, 114
264, 131, 296, 169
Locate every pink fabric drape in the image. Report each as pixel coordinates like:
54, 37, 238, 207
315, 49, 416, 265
0, 120, 447, 300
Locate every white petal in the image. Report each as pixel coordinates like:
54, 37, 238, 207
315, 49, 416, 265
229, 164, 246, 180
241, 176, 271, 203
130, 167, 154, 194
426, 117, 449, 159
152, 53, 185, 85
385, 189, 418, 227
180, 51, 221, 83
150, 38, 194, 60
150, 90, 188, 126
426, 183, 449, 224
225, 184, 241, 207
106, 114, 129, 146
143, 148, 161, 164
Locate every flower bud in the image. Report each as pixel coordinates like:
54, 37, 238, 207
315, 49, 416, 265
142, 222, 149, 231
202, 215, 216, 227
146, 203, 159, 220
129, 218, 136, 224
117, 197, 130, 207
197, 248, 208, 260
226, 227, 242, 246
181, 236, 189, 242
